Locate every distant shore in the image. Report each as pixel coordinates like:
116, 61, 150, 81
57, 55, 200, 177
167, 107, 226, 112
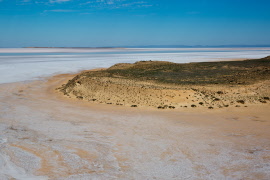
2, 47, 270, 54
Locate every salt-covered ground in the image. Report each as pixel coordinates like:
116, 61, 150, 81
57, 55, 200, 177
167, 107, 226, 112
0, 48, 270, 179
1, 48, 270, 84
0, 75, 269, 179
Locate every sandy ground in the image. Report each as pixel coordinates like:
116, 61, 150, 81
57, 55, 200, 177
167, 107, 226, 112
0, 73, 270, 179
60, 75, 270, 110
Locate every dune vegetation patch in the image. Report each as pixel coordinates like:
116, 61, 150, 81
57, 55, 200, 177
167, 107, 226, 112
58, 56, 270, 109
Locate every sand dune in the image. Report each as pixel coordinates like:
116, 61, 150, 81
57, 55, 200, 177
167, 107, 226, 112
59, 57, 270, 110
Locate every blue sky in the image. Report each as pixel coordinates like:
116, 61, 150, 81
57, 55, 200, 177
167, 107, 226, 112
0, 0, 270, 47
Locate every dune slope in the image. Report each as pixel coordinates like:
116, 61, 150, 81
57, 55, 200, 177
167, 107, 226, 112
59, 56, 270, 109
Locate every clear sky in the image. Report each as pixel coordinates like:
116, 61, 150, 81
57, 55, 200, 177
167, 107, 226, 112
0, 0, 270, 47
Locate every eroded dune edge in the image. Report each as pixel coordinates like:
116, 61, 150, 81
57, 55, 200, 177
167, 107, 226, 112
58, 56, 270, 109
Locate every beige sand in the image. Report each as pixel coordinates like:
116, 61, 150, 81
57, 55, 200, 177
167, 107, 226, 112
61, 77, 270, 109
0, 73, 269, 179
59, 67, 270, 110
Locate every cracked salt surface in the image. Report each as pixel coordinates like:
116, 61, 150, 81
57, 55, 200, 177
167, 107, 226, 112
0, 151, 47, 180
0, 137, 7, 144
0, 123, 47, 180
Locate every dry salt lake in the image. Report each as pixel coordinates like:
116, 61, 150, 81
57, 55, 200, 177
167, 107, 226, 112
0, 48, 270, 180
